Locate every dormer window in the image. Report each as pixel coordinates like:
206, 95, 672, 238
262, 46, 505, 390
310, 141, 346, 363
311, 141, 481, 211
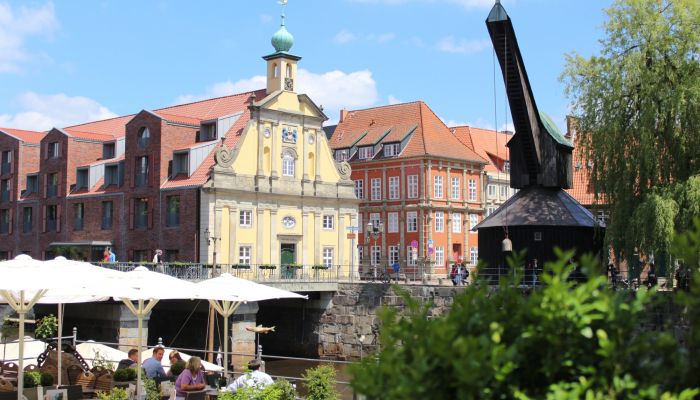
137, 127, 150, 149
358, 146, 374, 160
103, 142, 116, 159
47, 142, 60, 159
383, 143, 400, 157
172, 151, 190, 177
335, 149, 349, 162
75, 168, 89, 191
25, 174, 38, 195
200, 123, 217, 141
104, 164, 121, 187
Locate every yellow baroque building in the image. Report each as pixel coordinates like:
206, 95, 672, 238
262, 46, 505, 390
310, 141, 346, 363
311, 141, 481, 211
199, 17, 359, 277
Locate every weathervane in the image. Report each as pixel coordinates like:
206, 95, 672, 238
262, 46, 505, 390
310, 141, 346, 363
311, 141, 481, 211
278, 0, 288, 25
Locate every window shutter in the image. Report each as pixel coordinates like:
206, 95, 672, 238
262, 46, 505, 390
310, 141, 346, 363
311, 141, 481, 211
56, 204, 61, 233
128, 198, 134, 229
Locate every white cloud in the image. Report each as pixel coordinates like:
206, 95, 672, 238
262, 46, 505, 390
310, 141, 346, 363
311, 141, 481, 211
372, 33, 396, 43
388, 95, 402, 105
259, 14, 273, 24
499, 122, 515, 133
175, 69, 379, 124
0, 1, 59, 72
436, 36, 490, 54
333, 29, 357, 44
445, 119, 468, 128
0, 92, 117, 131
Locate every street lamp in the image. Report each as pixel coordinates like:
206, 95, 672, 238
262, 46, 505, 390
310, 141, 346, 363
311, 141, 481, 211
203, 227, 221, 364
203, 228, 221, 272
366, 221, 383, 279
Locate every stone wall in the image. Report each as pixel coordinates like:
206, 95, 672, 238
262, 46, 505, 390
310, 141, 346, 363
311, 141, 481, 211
317, 283, 468, 360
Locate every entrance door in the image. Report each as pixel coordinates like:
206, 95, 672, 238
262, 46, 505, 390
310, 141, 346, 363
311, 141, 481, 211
280, 243, 296, 278
452, 244, 462, 263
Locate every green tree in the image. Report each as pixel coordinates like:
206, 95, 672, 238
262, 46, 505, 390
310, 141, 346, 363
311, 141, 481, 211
562, 0, 700, 260
349, 250, 699, 399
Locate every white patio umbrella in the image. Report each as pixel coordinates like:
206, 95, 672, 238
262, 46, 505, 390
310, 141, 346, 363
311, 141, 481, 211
103, 266, 199, 398
0, 336, 49, 363
76, 341, 128, 369
0, 255, 121, 400
193, 273, 307, 377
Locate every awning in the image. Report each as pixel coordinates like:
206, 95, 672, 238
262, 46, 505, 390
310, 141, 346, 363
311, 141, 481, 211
48, 241, 113, 247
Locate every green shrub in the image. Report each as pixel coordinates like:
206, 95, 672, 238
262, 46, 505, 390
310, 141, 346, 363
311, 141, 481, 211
302, 364, 339, 400
143, 377, 160, 400
349, 248, 700, 399
23, 371, 41, 388
35, 314, 57, 340
217, 379, 297, 400
40, 372, 54, 387
113, 367, 137, 382
97, 387, 128, 400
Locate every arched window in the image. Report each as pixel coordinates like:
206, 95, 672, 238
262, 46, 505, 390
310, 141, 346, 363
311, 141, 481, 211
282, 153, 295, 177
285, 64, 292, 78
273, 63, 279, 78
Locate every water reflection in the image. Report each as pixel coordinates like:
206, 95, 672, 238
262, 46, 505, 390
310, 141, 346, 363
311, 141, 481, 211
263, 358, 354, 400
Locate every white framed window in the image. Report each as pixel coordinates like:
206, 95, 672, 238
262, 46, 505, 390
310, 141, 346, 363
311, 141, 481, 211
240, 210, 252, 227
388, 176, 399, 200
371, 245, 381, 266
388, 245, 399, 266
358, 146, 374, 160
335, 149, 349, 162
500, 185, 508, 199
435, 246, 444, 267
469, 214, 478, 230
358, 214, 363, 233
487, 207, 496, 216
487, 184, 496, 198
406, 211, 417, 232
383, 143, 401, 157
369, 212, 380, 228
452, 213, 462, 233
407, 175, 418, 199
434, 211, 444, 232
470, 247, 478, 265
407, 245, 417, 266
238, 246, 252, 265
433, 176, 443, 198
323, 215, 334, 229
323, 247, 334, 267
355, 179, 364, 199
451, 177, 460, 200
468, 179, 477, 201
387, 212, 398, 233
504, 161, 510, 173
371, 178, 381, 201
282, 154, 295, 176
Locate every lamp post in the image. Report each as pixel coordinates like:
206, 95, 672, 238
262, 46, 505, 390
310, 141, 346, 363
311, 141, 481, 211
203, 227, 220, 364
203, 227, 221, 272
366, 221, 383, 279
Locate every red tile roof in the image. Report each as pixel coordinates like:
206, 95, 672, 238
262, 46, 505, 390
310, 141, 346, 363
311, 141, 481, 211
0, 127, 46, 144
565, 135, 600, 206
452, 126, 511, 173
329, 101, 486, 163
153, 112, 201, 126
155, 90, 265, 121
65, 115, 135, 139
63, 128, 115, 142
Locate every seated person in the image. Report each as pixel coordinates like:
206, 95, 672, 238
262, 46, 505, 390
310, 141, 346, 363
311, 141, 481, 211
168, 350, 186, 377
142, 347, 167, 381
175, 357, 205, 398
226, 359, 273, 392
117, 348, 139, 370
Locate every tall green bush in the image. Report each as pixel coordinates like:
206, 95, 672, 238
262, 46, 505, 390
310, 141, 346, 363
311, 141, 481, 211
34, 314, 57, 340
302, 364, 339, 400
217, 379, 296, 400
349, 248, 700, 399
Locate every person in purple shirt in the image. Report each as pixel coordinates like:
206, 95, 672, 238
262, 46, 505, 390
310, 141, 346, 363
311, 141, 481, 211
175, 356, 205, 398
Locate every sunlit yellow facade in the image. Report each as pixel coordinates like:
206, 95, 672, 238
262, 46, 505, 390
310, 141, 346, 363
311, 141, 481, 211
199, 44, 359, 276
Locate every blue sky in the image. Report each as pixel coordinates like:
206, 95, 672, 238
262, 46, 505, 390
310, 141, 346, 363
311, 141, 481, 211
0, 0, 611, 133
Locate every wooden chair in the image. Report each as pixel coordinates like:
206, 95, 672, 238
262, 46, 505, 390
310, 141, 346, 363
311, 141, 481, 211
23, 364, 39, 373
90, 366, 106, 375
58, 385, 84, 400
66, 365, 84, 386
184, 390, 206, 400
75, 371, 96, 394
0, 378, 13, 392
39, 364, 58, 384
1, 363, 17, 377
93, 370, 114, 394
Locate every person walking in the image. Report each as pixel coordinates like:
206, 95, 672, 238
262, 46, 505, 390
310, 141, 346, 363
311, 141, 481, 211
153, 249, 164, 273
108, 248, 116, 262
226, 359, 273, 393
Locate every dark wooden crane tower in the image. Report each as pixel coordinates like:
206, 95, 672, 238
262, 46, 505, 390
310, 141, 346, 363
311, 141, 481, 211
475, 0, 604, 274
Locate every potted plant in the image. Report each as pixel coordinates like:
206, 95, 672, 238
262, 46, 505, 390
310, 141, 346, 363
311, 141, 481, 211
168, 361, 186, 381
97, 386, 128, 400
258, 264, 276, 270
113, 367, 137, 388
23, 371, 44, 400
35, 314, 58, 340
231, 264, 251, 270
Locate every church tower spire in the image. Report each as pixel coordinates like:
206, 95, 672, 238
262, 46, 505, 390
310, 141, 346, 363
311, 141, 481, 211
264, 1, 301, 95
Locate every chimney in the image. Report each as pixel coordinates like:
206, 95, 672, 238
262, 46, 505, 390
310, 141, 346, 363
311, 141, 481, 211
340, 109, 349, 123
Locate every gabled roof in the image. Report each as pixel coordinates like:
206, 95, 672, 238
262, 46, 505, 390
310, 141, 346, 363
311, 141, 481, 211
156, 90, 265, 121
565, 134, 599, 206
0, 127, 46, 144
329, 101, 486, 163
452, 126, 511, 173
65, 115, 135, 139
62, 128, 115, 141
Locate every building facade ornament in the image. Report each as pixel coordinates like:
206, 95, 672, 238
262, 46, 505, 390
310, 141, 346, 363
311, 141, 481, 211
215, 146, 234, 168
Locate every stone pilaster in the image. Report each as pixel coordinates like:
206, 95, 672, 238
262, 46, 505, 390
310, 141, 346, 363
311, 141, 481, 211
228, 207, 238, 265
256, 209, 265, 264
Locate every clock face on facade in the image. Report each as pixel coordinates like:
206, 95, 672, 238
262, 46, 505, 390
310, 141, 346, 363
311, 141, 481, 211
282, 216, 296, 229
264, 128, 271, 138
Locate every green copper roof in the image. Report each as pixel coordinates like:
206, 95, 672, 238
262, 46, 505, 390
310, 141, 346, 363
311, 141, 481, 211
271, 15, 294, 52
539, 112, 573, 148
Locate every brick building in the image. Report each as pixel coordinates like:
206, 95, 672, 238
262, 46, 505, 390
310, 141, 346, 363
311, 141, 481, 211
327, 102, 488, 277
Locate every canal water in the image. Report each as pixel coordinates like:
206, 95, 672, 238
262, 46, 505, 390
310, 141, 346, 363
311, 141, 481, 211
264, 358, 354, 400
